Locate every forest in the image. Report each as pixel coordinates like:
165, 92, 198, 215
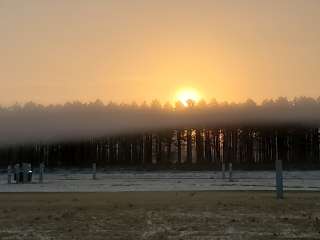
0, 97, 319, 169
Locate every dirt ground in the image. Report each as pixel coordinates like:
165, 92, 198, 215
0, 191, 319, 240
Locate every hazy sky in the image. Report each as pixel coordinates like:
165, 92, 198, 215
1, 0, 320, 105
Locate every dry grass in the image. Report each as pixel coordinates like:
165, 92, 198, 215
0, 191, 319, 239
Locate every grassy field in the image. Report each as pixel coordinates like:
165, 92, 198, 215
0, 191, 319, 239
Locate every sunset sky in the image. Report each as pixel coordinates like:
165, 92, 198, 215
1, 0, 320, 105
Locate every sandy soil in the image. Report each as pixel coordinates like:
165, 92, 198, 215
0, 191, 319, 240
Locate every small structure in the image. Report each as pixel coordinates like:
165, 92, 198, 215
12, 163, 32, 184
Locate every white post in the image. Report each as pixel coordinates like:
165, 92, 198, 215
7, 165, 12, 184
229, 163, 233, 182
39, 162, 44, 183
92, 163, 97, 180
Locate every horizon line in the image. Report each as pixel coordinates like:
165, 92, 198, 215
1, 95, 320, 108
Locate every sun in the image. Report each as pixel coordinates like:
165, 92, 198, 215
176, 88, 201, 107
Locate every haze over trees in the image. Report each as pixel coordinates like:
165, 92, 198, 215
0, 96, 319, 145
0, 97, 319, 169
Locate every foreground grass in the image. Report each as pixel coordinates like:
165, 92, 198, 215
0, 191, 319, 240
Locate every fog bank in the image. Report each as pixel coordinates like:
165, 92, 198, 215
0, 97, 319, 145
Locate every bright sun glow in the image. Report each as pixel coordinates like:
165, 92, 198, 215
176, 89, 201, 106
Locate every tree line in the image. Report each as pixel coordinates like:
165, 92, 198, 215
0, 127, 319, 170
0, 96, 320, 145
0, 96, 319, 169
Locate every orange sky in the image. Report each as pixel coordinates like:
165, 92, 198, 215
1, 0, 320, 105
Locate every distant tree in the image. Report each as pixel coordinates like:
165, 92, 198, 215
208, 98, 219, 108
186, 99, 195, 108
261, 99, 275, 108
243, 99, 257, 108
106, 101, 118, 110
275, 97, 291, 108
151, 99, 162, 110
175, 101, 184, 110
23, 101, 44, 112
9, 102, 22, 112
197, 99, 207, 109
293, 96, 317, 108
92, 99, 104, 107
140, 101, 149, 110
130, 101, 139, 109
163, 102, 173, 111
